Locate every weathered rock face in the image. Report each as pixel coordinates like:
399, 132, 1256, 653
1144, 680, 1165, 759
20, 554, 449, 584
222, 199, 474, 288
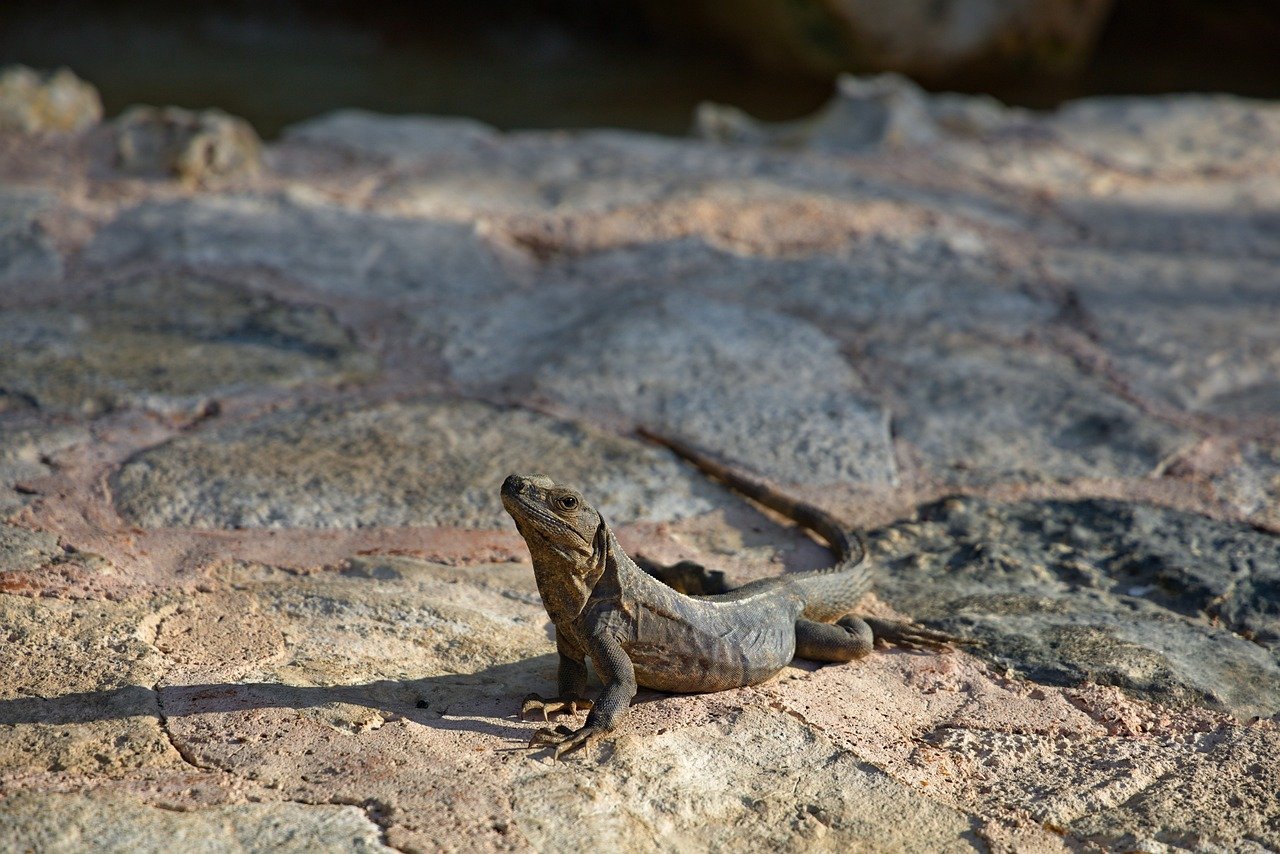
0, 65, 101, 134
1, 72, 1278, 852
0, 793, 397, 853
0, 190, 63, 285
445, 289, 897, 486
112, 106, 263, 187
112, 399, 723, 529
84, 195, 526, 300
0, 272, 373, 416
871, 497, 1280, 718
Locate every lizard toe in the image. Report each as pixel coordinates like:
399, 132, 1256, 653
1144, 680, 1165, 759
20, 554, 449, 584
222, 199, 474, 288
526, 723, 607, 759
865, 618, 966, 651
528, 724, 575, 748
521, 694, 593, 720
551, 725, 606, 760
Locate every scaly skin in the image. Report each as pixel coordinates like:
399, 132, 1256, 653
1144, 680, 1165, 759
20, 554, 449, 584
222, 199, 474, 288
501, 433, 954, 759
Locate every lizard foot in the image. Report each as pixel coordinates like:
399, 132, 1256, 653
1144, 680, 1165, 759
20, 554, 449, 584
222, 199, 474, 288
527, 723, 606, 760
520, 693, 593, 722
863, 617, 968, 652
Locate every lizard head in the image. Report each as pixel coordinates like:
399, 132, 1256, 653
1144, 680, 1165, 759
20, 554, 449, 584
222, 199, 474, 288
501, 474, 606, 569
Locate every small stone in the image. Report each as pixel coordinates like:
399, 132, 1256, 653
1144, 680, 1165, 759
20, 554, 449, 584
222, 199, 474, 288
0, 65, 101, 134
113, 106, 262, 186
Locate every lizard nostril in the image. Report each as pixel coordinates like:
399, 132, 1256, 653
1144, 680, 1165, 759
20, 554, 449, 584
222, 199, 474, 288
502, 475, 525, 495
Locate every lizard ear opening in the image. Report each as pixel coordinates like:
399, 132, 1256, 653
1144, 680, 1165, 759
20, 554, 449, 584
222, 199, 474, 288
588, 519, 609, 575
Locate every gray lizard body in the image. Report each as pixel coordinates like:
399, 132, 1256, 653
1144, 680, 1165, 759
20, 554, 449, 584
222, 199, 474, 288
501, 431, 952, 757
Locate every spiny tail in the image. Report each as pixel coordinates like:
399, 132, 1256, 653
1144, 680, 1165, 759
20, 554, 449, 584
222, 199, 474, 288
638, 427, 872, 622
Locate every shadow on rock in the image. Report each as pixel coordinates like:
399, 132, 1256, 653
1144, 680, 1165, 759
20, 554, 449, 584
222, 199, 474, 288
0, 655, 569, 742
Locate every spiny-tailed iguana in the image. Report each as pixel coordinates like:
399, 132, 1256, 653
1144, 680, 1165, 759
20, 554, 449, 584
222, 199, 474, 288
500, 430, 955, 758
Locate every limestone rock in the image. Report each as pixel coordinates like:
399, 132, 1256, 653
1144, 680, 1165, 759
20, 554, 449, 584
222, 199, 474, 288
112, 398, 722, 529
697, 73, 940, 152
0, 594, 179, 779
0, 272, 374, 416
0, 414, 91, 516
282, 109, 496, 164
1055, 251, 1280, 421
2, 71, 1279, 854
0, 65, 101, 134
113, 106, 262, 186
85, 195, 523, 300
0, 792, 396, 853
870, 497, 1280, 718
0, 190, 62, 285
1048, 94, 1280, 176
874, 334, 1193, 485
1067, 724, 1280, 851
0, 523, 62, 574
446, 290, 897, 486
512, 706, 979, 852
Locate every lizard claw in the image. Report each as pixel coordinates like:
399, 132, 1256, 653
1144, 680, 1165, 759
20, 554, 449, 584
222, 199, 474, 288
520, 693, 593, 721
864, 618, 969, 652
528, 724, 606, 760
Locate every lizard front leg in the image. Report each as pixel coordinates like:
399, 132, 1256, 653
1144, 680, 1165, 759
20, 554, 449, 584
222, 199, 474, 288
521, 633, 594, 721
530, 632, 635, 759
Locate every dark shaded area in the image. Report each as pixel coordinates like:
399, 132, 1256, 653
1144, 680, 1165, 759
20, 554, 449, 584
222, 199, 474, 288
634, 555, 730, 596
2, 0, 1279, 137
1083, 0, 1280, 103
0, 0, 832, 137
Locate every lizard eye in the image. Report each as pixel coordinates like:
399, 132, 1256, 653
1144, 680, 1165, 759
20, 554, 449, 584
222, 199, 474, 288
556, 495, 579, 511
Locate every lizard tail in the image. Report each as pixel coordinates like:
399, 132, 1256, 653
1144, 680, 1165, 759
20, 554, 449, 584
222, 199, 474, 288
638, 427, 872, 622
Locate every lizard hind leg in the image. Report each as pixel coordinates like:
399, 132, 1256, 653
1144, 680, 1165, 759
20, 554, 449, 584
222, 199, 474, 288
794, 616, 875, 662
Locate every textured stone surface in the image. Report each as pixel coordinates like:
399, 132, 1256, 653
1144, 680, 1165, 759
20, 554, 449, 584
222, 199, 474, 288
0, 793, 396, 853
2, 75, 1280, 852
0, 190, 62, 285
0, 594, 178, 780
511, 706, 980, 852
0, 65, 101, 134
871, 497, 1280, 717
1059, 251, 1280, 419
0, 523, 62, 573
0, 272, 373, 416
113, 399, 721, 529
876, 335, 1192, 484
113, 105, 262, 186
85, 195, 524, 299
283, 109, 496, 164
447, 290, 896, 485
0, 414, 90, 516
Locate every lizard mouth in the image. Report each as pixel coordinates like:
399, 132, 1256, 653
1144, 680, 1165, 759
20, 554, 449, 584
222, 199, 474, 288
501, 475, 589, 547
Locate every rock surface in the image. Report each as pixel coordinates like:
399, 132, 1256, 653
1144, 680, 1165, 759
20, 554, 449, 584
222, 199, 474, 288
113, 399, 722, 529
112, 106, 263, 187
0, 271, 374, 416
2, 70, 1279, 852
0, 65, 101, 134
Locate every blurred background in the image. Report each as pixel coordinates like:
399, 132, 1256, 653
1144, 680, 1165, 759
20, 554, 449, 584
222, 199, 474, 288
2, 0, 1279, 137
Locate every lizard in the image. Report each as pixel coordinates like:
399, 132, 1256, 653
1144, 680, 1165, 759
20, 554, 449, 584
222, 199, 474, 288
500, 429, 956, 758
